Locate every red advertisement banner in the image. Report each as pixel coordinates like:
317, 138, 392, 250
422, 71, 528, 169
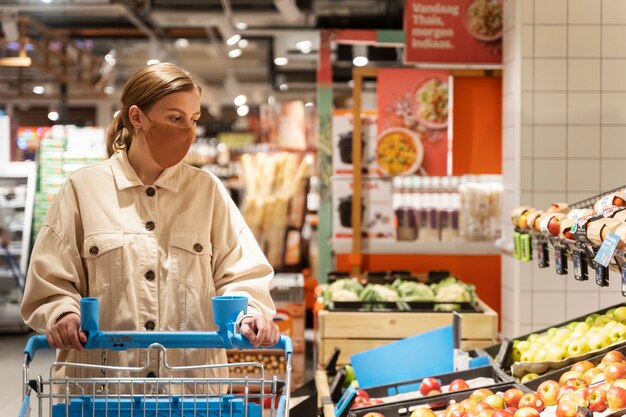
377, 68, 450, 176
404, 0, 502, 65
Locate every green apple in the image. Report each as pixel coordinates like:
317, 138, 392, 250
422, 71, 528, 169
604, 320, 619, 330
517, 340, 531, 353
566, 321, 580, 331
536, 335, 551, 345
614, 306, 626, 322
575, 322, 591, 333
607, 308, 617, 319
520, 373, 540, 383
567, 339, 591, 357
609, 323, 626, 342
570, 330, 586, 340
589, 332, 612, 350
520, 350, 534, 363
545, 344, 567, 361
594, 315, 612, 327
547, 327, 559, 337
527, 333, 540, 343
586, 313, 600, 326
534, 349, 548, 362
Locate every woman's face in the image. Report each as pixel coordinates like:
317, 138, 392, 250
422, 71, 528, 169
144, 89, 201, 128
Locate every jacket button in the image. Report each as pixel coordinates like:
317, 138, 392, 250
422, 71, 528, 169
89, 246, 99, 256
145, 321, 155, 331
146, 372, 156, 378
145, 221, 155, 231
146, 187, 155, 197
145, 270, 155, 281
193, 243, 203, 253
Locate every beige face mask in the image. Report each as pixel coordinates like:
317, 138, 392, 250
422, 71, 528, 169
141, 112, 196, 168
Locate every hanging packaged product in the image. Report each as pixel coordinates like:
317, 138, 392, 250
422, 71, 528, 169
539, 213, 566, 237
567, 208, 595, 221
594, 191, 626, 213
598, 206, 626, 220
573, 214, 604, 245
545, 202, 570, 215
510, 206, 536, 229
587, 218, 624, 246
525, 210, 546, 232
559, 217, 576, 240
331, 176, 395, 241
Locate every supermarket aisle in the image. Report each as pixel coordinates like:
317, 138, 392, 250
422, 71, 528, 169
0, 332, 55, 416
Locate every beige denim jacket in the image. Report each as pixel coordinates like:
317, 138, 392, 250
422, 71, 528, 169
21, 151, 275, 386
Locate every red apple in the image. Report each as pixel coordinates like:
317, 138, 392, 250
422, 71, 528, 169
428, 389, 442, 396
449, 379, 470, 392
556, 400, 579, 417
607, 386, 626, 410
613, 379, 626, 390
463, 410, 480, 417
448, 403, 466, 417
436, 411, 448, 417
411, 407, 437, 417
588, 388, 608, 413
363, 413, 385, 417
603, 350, 626, 364
536, 380, 560, 406
484, 395, 505, 410
421, 377, 442, 395
470, 389, 495, 404
503, 389, 524, 409
582, 368, 603, 384
559, 371, 583, 386
599, 382, 613, 392
564, 378, 589, 390
575, 388, 591, 401
504, 408, 518, 416
475, 403, 493, 412
477, 410, 495, 417
571, 361, 596, 374
492, 410, 513, 417
460, 399, 479, 411
605, 362, 626, 383
547, 215, 563, 236
558, 392, 586, 407
518, 393, 545, 412
597, 362, 608, 372
556, 386, 575, 403
356, 389, 369, 400
513, 407, 540, 417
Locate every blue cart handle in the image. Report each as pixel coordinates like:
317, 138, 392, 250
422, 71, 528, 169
24, 297, 292, 363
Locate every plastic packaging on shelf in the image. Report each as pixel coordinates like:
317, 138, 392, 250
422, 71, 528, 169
459, 175, 503, 241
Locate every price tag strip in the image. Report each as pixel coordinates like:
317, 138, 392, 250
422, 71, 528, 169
554, 245, 567, 275
573, 249, 588, 281
537, 239, 549, 268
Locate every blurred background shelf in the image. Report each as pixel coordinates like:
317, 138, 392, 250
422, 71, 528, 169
331, 240, 501, 255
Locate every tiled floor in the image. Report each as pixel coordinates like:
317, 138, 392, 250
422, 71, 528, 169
0, 331, 55, 416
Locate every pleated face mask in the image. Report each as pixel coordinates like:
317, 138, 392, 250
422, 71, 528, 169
141, 111, 196, 168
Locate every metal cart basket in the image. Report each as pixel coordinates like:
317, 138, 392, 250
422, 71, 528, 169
20, 296, 292, 417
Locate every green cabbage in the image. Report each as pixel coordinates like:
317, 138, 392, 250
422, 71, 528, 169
323, 279, 364, 303
360, 284, 399, 302
392, 279, 435, 301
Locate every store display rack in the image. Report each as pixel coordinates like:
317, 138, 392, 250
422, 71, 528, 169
332, 240, 500, 255
514, 185, 626, 292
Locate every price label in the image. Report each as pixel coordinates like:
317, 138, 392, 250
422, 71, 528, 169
555, 246, 567, 275
595, 262, 609, 287
521, 234, 531, 262
513, 232, 521, 260
537, 240, 549, 268
573, 250, 588, 281
594, 232, 620, 268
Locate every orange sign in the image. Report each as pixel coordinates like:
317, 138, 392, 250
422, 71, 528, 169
404, 0, 502, 65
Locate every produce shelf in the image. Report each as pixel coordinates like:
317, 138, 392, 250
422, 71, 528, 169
331, 240, 501, 255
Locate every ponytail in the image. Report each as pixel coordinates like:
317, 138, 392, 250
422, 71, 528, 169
106, 111, 133, 157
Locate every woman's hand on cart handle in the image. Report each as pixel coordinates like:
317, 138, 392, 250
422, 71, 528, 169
239, 315, 280, 348
46, 312, 87, 351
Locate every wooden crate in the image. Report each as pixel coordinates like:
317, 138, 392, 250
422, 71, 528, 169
317, 299, 498, 366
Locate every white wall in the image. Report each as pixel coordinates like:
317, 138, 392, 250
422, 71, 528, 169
502, 0, 626, 338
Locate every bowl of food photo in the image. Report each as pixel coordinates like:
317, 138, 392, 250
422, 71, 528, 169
375, 127, 424, 176
412, 76, 449, 130
463, 0, 504, 42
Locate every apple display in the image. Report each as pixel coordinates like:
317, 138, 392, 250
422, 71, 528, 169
518, 393, 545, 412
588, 387, 608, 413
470, 389, 495, 404
563, 378, 589, 390
602, 350, 626, 364
420, 377, 442, 396
559, 371, 583, 386
484, 395, 505, 410
503, 389, 524, 408
411, 407, 437, 417
513, 407, 540, 417
605, 362, 626, 383
607, 386, 626, 410
536, 380, 560, 406
571, 360, 595, 374
582, 367, 604, 384
555, 400, 579, 417
449, 379, 470, 392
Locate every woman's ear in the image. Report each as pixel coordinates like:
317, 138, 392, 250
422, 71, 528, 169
128, 105, 142, 129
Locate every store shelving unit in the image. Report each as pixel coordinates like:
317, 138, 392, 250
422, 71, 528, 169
0, 162, 37, 333
331, 239, 500, 255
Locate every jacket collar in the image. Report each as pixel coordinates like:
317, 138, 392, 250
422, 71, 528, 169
110, 151, 182, 192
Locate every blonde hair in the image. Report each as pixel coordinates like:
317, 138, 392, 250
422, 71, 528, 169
107, 62, 202, 157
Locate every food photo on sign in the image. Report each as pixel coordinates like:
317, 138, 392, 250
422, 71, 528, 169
377, 68, 451, 176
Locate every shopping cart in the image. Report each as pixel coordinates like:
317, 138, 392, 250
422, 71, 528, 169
20, 296, 292, 417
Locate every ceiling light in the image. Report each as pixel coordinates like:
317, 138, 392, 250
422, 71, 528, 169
274, 57, 288, 66
41, 0, 52, 3
296, 40, 312, 54
235, 22, 248, 30
234, 95, 247, 106
33, 85, 45, 94
238, 39, 249, 49
175, 38, 189, 49
237, 105, 249, 117
353, 56, 369, 67
47, 111, 59, 121
146, 59, 160, 65
104, 53, 116, 66
227, 33, 241, 46
228, 48, 242, 58
268, 95, 276, 105
305, 102, 314, 108
347, 80, 355, 88
279, 84, 289, 92
104, 86, 114, 95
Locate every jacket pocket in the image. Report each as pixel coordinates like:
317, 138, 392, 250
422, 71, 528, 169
81, 233, 124, 295
168, 231, 213, 289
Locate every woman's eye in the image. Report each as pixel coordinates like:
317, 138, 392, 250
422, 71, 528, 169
192, 119, 199, 125
169, 116, 182, 123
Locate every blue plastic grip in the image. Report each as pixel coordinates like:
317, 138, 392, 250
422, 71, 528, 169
80, 297, 99, 331
24, 334, 49, 362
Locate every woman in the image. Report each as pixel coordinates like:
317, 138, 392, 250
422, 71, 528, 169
21, 63, 279, 384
